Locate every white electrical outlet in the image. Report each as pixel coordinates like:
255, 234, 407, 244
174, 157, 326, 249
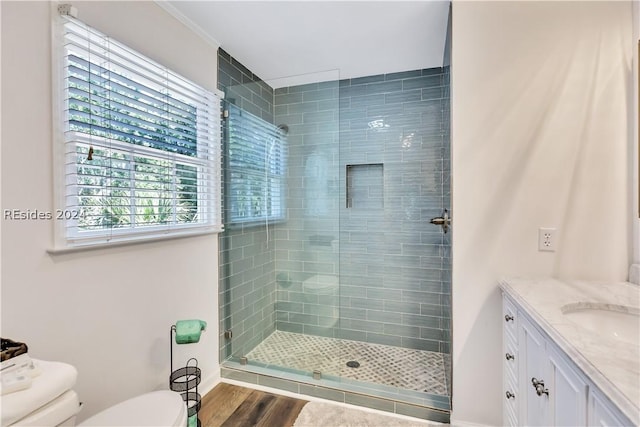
538, 228, 557, 252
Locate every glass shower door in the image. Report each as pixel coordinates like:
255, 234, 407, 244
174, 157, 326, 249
266, 73, 343, 376
219, 68, 342, 375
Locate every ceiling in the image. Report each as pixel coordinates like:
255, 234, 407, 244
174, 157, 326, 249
159, 1, 450, 88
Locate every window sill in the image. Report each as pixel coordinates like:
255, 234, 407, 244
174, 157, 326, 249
47, 228, 222, 255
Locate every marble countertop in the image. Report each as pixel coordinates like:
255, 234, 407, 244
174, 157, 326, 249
499, 277, 640, 425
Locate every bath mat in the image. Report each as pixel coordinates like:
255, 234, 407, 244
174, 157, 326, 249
292, 401, 442, 427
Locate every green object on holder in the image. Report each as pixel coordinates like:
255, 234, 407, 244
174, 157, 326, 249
174, 319, 207, 344
188, 414, 198, 427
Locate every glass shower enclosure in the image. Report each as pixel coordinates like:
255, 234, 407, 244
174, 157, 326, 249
218, 55, 451, 422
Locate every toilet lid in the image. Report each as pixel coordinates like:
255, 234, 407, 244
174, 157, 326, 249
79, 391, 187, 427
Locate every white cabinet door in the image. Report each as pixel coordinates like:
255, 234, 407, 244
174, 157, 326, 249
588, 389, 633, 426
548, 345, 588, 426
518, 314, 549, 426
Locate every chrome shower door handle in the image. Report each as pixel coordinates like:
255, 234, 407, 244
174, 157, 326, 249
430, 209, 451, 233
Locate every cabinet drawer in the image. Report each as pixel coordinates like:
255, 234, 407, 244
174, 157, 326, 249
504, 403, 518, 427
504, 339, 518, 384
504, 374, 519, 426
502, 296, 518, 339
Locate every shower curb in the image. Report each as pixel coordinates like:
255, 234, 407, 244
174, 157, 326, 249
221, 364, 451, 424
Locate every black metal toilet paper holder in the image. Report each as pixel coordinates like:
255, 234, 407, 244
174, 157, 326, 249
170, 327, 202, 427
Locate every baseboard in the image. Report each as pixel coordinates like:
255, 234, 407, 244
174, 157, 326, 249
450, 415, 493, 427
200, 371, 221, 396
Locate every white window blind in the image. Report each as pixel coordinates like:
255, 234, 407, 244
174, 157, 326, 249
226, 103, 286, 224
59, 16, 222, 246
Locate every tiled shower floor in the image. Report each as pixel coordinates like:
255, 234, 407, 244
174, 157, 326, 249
245, 331, 449, 395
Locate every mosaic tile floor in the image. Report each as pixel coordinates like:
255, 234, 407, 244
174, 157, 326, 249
246, 331, 449, 395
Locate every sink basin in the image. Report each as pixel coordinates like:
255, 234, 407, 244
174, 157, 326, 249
561, 303, 640, 345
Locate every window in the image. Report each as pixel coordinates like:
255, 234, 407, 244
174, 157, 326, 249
57, 16, 221, 247
225, 103, 286, 224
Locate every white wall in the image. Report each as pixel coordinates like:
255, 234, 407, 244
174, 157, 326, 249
1, 1, 220, 421
451, 1, 633, 425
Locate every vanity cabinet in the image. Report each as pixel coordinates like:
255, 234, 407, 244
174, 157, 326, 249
502, 293, 632, 426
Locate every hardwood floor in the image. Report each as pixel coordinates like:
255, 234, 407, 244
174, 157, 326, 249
198, 383, 308, 427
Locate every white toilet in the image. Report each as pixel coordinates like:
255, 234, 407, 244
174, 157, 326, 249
78, 390, 187, 427
2, 358, 187, 427
302, 274, 340, 329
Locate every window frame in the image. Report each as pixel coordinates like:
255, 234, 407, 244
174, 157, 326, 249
51, 13, 223, 250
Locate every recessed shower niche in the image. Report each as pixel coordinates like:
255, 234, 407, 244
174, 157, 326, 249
346, 164, 384, 209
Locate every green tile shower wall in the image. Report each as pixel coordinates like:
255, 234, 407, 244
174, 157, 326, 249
218, 49, 274, 123
218, 56, 451, 358
218, 49, 277, 361
274, 68, 451, 353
